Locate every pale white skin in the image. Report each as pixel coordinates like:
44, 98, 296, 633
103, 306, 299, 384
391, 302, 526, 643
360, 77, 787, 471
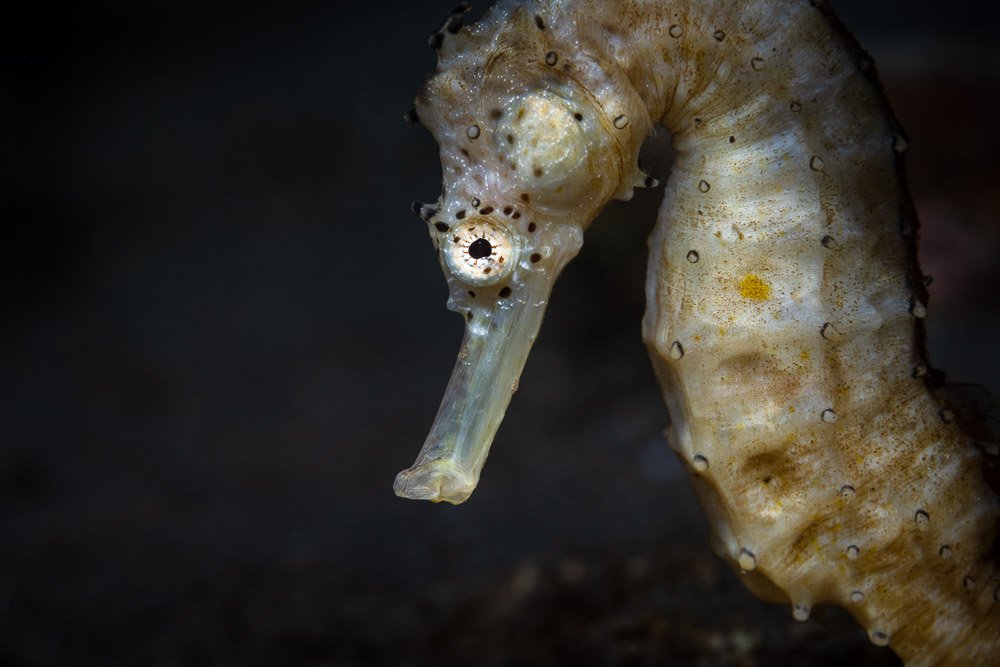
395, 2, 1000, 664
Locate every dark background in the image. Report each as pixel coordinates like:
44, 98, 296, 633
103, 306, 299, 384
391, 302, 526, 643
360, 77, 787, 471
5, 1, 999, 665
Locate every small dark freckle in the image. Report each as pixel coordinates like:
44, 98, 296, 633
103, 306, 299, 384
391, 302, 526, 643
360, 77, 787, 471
527, 222, 536, 232
506, 134, 514, 144
694, 117, 701, 124
467, 312, 473, 321
434, 222, 449, 232
503, 206, 513, 215
534, 14, 545, 30
574, 112, 583, 121
530, 253, 541, 263
763, 476, 772, 484
490, 109, 503, 120
499, 286, 512, 298
468, 291, 476, 298
510, 162, 517, 171
512, 211, 522, 219
460, 148, 470, 158
790, 101, 802, 113
533, 167, 544, 177
456, 210, 466, 219
403, 108, 420, 124
520, 193, 530, 203
483, 267, 492, 274
729, 136, 735, 143
480, 206, 494, 215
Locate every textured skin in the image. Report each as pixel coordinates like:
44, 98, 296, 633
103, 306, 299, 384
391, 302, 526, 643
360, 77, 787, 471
403, 1, 1000, 663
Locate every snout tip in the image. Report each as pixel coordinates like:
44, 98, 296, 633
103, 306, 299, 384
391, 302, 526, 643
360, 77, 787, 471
393, 458, 476, 505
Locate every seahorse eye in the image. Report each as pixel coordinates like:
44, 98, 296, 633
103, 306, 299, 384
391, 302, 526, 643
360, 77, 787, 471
442, 219, 520, 286
468, 237, 492, 259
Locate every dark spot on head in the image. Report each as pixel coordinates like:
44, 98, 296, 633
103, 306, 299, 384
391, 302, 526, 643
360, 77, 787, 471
471, 197, 481, 207
403, 108, 420, 124
520, 193, 530, 203
460, 148, 470, 158
483, 267, 492, 274
527, 222, 536, 232
533, 167, 544, 177
729, 136, 735, 143
510, 162, 517, 171
479, 206, 494, 215
503, 206, 513, 215
790, 101, 802, 113
499, 286, 512, 298
530, 253, 541, 263
468, 238, 493, 259
467, 312, 473, 321
456, 210, 466, 219
434, 222, 449, 232
534, 14, 545, 30
411, 201, 437, 221
468, 290, 476, 298
573, 112, 583, 121
506, 134, 514, 144
490, 109, 503, 120
428, 32, 444, 49
511, 211, 522, 219
763, 476, 773, 485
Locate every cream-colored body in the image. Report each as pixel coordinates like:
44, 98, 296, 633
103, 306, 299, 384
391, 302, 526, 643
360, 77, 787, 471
398, 2, 1000, 663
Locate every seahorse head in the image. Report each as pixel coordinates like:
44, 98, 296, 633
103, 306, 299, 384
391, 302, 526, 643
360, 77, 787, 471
395, 4, 653, 503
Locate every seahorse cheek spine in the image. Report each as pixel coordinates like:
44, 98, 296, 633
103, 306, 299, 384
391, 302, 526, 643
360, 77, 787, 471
400, 2, 1000, 663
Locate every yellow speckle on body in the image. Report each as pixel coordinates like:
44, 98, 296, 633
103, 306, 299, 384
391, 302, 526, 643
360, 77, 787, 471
738, 274, 772, 301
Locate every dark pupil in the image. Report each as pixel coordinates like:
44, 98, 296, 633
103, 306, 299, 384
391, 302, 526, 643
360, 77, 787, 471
468, 238, 493, 259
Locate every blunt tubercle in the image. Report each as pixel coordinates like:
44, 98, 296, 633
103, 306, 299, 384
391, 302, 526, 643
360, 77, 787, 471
428, 2, 472, 51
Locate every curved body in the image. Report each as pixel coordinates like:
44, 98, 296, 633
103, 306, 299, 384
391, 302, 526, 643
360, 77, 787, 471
396, 2, 1000, 663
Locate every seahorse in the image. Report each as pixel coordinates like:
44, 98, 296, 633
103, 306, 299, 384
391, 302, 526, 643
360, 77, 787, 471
392, 1, 1000, 663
